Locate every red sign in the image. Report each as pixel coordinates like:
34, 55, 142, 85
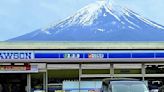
0, 65, 31, 71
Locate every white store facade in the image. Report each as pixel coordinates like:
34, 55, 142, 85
0, 42, 164, 92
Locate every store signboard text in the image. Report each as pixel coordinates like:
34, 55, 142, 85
0, 52, 33, 60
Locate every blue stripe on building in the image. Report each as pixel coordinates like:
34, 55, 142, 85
34, 52, 164, 59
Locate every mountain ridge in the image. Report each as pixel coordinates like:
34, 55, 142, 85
8, 0, 164, 41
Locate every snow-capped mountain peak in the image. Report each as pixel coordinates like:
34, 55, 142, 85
41, 0, 111, 31
8, 0, 164, 41
68, 0, 109, 26
43, 0, 164, 30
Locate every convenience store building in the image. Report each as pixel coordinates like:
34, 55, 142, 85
0, 42, 164, 92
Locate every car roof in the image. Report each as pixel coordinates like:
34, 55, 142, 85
102, 78, 139, 85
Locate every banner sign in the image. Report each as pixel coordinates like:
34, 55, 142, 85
35, 53, 107, 59
0, 65, 38, 73
0, 65, 30, 71
34, 51, 164, 59
0, 51, 34, 60
1, 51, 164, 61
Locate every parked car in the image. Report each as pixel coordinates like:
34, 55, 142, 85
150, 89, 158, 92
101, 78, 149, 92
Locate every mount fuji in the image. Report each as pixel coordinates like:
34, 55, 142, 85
8, 0, 164, 41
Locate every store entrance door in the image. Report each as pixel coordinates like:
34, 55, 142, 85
0, 74, 27, 92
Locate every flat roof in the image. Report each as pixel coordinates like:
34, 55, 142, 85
0, 42, 164, 49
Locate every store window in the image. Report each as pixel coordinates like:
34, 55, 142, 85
31, 72, 45, 92
82, 69, 110, 74
146, 65, 164, 74
114, 69, 141, 74
48, 69, 79, 92
114, 64, 142, 74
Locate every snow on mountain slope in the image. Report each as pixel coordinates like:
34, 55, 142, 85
8, 0, 164, 41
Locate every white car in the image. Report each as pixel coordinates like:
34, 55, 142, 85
150, 89, 158, 92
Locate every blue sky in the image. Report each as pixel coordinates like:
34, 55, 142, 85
0, 0, 164, 41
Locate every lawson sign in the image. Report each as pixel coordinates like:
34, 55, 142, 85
0, 51, 34, 60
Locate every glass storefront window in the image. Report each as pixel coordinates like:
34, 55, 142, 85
82, 69, 110, 74
48, 69, 79, 92
114, 64, 142, 74
31, 72, 45, 92
0, 74, 27, 92
114, 69, 141, 74
146, 65, 164, 74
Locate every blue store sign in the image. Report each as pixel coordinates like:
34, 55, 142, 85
34, 51, 164, 59
1, 51, 164, 62
0, 51, 34, 60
